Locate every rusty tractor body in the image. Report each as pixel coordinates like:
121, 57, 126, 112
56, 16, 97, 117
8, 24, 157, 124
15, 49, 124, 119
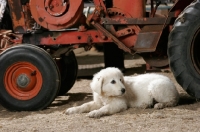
0, 0, 198, 111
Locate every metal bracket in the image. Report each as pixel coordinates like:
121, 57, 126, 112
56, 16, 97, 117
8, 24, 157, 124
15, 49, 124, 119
91, 21, 134, 54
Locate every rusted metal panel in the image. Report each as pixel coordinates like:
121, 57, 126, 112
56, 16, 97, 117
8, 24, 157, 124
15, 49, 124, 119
133, 25, 163, 52
134, 32, 161, 52
7, 0, 26, 33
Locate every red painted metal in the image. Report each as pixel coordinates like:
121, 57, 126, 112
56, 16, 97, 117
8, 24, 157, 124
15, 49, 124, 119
91, 21, 132, 53
112, 0, 146, 18
5, 0, 192, 50
29, 0, 84, 30
3, 0, 196, 64
4, 62, 43, 100
7, 0, 26, 33
23, 30, 113, 45
45, 0, 68, 17
93, 0, 107, 15
115, 28, 134, 37
40, 30, 112, 44
105, 0, 146, 49
105, 8, 139, 49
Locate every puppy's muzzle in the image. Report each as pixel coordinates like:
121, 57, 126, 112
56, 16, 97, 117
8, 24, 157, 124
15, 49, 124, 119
121, 88, 126, 94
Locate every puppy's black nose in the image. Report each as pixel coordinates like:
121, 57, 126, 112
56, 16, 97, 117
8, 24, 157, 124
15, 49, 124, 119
121, 88, 125, 93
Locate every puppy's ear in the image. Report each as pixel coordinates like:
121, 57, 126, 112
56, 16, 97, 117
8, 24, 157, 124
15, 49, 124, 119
90, 76, 103, 95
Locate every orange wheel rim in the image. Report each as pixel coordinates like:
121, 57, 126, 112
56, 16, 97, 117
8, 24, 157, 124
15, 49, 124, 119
4, 62, 43, 100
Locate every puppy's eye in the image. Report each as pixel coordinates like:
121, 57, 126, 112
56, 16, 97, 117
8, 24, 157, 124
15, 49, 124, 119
111, 80, 116, 84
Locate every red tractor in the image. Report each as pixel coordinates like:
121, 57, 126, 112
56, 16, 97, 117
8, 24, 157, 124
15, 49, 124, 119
0, 0, 198, 111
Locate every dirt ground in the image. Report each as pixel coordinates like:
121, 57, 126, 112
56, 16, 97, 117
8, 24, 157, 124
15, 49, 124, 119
0, 51, 200, 132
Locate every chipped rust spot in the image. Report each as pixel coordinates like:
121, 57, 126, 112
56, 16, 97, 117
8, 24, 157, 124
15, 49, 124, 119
38, 17, 44, 22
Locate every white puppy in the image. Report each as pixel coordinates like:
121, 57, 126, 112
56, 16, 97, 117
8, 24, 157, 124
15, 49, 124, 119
65, 67, 179, 118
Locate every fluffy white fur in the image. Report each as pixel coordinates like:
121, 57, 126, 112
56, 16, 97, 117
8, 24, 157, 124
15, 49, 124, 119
65, 67, 179, 118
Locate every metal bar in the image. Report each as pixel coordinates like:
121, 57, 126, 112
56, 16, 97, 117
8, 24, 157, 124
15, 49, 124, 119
22, 30, 113, 45
102, 17, 175, 25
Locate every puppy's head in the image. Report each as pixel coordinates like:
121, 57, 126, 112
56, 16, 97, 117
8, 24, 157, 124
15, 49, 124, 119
90, 67, 125, 97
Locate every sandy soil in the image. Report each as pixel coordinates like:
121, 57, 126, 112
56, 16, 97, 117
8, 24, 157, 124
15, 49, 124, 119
0, 52, 200, 132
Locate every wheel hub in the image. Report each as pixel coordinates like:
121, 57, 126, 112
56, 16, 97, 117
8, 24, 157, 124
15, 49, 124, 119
16, 74, 30, 88
4, 62, 43, 100
45, 0, 68, 17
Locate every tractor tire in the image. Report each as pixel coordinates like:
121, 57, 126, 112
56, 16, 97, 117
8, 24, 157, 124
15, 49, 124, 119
0, 44, 60, 111
168, 0, 200, 98
57, 51, 78, 95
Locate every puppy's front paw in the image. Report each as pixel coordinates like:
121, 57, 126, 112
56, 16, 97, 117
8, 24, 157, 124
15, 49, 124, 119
64, 107, 79, 114
154, 103, 164, 109
87, 110, 103, 118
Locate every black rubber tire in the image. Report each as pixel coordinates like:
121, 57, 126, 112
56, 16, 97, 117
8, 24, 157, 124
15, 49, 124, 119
0, 44, 60, 111
168, 0, 200, 98
57, 51, 78, 95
